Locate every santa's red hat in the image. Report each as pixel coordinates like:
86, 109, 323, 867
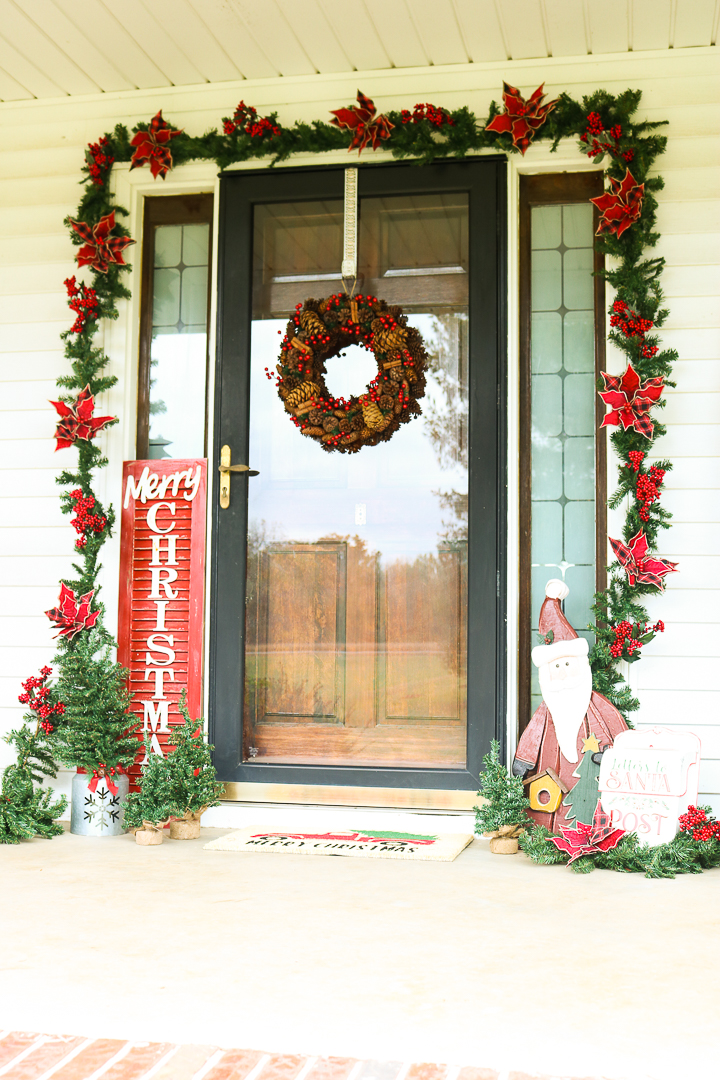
531, 579, 589, 668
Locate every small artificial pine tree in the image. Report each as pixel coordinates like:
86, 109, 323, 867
123, 737, 175, 830
53, 628, 139, 781
164, 691, 222, 820
475, 740, 531, 835
562, 734, 602, 826
1, 667, 67, 844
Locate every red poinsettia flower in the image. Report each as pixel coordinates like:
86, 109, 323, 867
46, 583, 100, 640
599, 363, 664, 439
330, 90, 394, 154
50, 385, 115, 450
484, 82, 558, 154
548, 801, 625, 865
68, 211, 135, 274
609, 529, 678, 590
130, 110, 183, 179
590, 169, 644, 238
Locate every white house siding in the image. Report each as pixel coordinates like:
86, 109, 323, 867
0, 47, 718, 809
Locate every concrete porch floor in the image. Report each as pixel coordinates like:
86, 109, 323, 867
1, 820, 719, 1080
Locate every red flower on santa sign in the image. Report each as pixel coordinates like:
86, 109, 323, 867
590, 169, 644, 238
68, 211, 135, 274
46, 584, 100, 640
548, 801, 625, 865
50, 385, 115, 450
130, 110, 182, 179
609, 529, 678, 590
330, 90, 394, 154
484, 82, 558, 154
599, 362, 664, 439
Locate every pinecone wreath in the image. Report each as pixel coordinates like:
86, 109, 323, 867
273, 294, 429, 453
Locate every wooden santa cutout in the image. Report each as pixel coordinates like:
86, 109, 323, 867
513, 579, 629, 830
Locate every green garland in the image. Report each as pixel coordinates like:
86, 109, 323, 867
48, 84, 674, 783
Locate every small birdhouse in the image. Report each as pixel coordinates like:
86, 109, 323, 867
524, 768, 568, 813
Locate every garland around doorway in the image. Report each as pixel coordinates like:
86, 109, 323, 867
34, 80, 678, 803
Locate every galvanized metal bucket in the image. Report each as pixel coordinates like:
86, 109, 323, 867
70, 772, 129, 836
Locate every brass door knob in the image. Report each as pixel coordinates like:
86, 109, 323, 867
218, 445, 259, 509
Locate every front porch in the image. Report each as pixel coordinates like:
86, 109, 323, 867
2, 824, 717, 1080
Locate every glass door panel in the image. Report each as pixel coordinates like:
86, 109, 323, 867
244, 194, 469, 767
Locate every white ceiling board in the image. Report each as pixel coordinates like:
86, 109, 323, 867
0, 65, 33, 100
452, 0, 507, 62
0, 34, 68, 99
56, 0, 172, 89
17, 0, 133, 93
585, 0, 629, 53
183, 0, 276, 80
0, 0, 99, 95
673, 0, 717, 48
317, 0, 392, 73
230, 0, 316, 76
499, 0, 548, 60
407, 0, 468, 66
632, 0, 671, 52
363, 0, 428, 68
142, 0, 243, 82
100, 0, 208, 86
544, 0, 588, 57
276, 0, 353, 73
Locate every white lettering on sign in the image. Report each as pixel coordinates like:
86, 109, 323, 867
599, 727, 701, 847
124, 465, 202, 507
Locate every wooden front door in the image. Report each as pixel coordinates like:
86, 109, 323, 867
211, 160, 505, 792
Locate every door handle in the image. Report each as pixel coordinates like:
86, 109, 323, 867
219, 444, 259, 509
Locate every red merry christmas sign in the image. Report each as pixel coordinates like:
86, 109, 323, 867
118, 460, 207, 771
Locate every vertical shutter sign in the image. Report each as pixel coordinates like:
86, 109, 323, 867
118, 459, 207, 781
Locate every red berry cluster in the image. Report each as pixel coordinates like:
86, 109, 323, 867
69, 488, 107, 550
678, 805, 720, 842
85, 136, 115, 187
400, 103, 454, 128
580, 113, 634, 163
610, 299, 659, 359
636, 466, 665, 521
609, 619, 664, 659
64, 276, 99, 334
223, 101, 281, 139
92, 762, 120, 781
626, 449, 646, 472
18, 666, 65, 735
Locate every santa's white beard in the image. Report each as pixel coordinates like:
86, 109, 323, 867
538, 663, 593, 764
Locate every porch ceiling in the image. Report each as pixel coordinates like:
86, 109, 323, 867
0, 0, 718, 103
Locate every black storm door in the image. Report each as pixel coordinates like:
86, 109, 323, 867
211, 158, 506, 791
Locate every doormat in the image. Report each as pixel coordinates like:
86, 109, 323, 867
204, 828, 474, 862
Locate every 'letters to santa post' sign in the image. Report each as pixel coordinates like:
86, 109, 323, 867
599, 726, 701, 847
118, 460, 207, 773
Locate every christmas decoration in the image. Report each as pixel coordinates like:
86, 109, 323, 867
68, 210, 135, 273
123, 738, 174, 844
484, 82, 558, 154
50, 385, 115, 450
52, 627, 139, 834
330, 90, 394, 153
130, 109, 182, 178
68, 487, 107, 550
562, 734, 602, 826
475, 740, 531, 853
64, 276, 98, 334
609, 530, 678, 590
599, 363, 664, 438
679, 805, 720, 842
45, 583, 100, 639
609, 617, 664, 661
51, 83, 676, 789
547, 800, 625, 864
164, 692, 221, 839
590, 169, 644, 238
274, 294, 428, 453
0, 668, 67, 844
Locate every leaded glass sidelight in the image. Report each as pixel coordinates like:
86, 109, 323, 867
529, 202, 597, 712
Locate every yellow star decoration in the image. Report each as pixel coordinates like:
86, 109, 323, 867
582, 733, 600, 754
